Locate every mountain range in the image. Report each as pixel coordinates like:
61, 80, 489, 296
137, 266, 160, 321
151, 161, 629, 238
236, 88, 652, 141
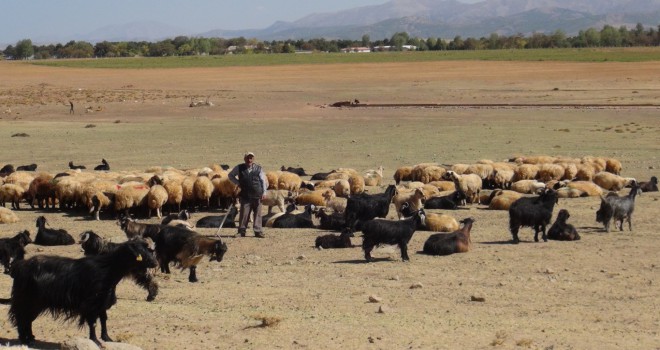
25, 0, 660, 45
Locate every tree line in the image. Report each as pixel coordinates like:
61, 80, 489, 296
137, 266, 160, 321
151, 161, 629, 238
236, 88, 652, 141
3, 23, 659, 60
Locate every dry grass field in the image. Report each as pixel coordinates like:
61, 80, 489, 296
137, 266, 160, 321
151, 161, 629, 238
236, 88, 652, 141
0, 57, 658, 349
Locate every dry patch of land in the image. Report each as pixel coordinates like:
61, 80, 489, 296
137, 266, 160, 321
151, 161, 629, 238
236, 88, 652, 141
0, 59, 658, 349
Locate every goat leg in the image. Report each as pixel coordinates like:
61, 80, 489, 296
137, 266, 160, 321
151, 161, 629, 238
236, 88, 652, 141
400, 243, 410, 261
99, 310, 113, 342
188, 266, 198, 283
87, 317, 102, 346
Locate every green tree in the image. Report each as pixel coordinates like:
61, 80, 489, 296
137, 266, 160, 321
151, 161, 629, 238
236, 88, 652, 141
390, 32, 409, 50
361, 34, 370, 47
600, 25, 621, 47
15, 39, 34, 59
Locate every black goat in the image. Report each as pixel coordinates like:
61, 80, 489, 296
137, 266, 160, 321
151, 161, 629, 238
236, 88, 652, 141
424, 191, 466, 210
68, 161, 86, 170
0, 164, 15, 177
93, 159, 110, 171
9, 239, 157, 346
16, 164, 37, 171
508, 188, 558, 243
195, 206, 238, 228
311, 170, 335, 181
345, 184, 397, 232
118, 216, 162, 240
422, 217, 476, 256
161, 209, 192, 225
34, 216, 75, 246
0, 230, 32, 274
79, 231, 158, 301
315, 228, 354, 249
638, 176, 658, 192
315, 207, 346, 231
272, 204, 316, 228
361, 208, 426, 262
154, 226, 227, 282
547, 209, 580, 241
596, 184, 640, 232
281, 166, 307, 176
219, 164, 230, 170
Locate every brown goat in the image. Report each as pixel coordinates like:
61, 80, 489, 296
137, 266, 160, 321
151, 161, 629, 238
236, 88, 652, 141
422, 217, 476, 256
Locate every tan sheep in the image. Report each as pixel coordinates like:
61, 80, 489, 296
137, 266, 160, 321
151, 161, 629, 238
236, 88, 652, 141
314, 179, 339, 190
450, 163, 470, 175
444, 171, 482, 204
26, 173, 55, 209
295, 189, 335, 207
605, 158, 623, 175
278, 171, 302, 194
424, 213, 459, 232
593, 172, 636, 191
265, 171, 281, 190
348, 174, 365, 195
487, 190, 523, 210
559, 162, 578, 180
582, 156, 607, 172
147, 184, 169, 218
193, 175, 214, 209
521, 155, 556, 164
163, 178, 184, 213
492, 169, 514, 189
212, 176, 238, 208
393, 166, 413, 184
575, 163, 596, 181
325, 196, 348, 214
114, 182, 150, 217
427, 181, 456, 192
3, 171, 35, 191
513, 164, 540, 181
465, 164, 494, 182
0, 183, 26, 210
0, 207, 19, 223
566, 181, 605, 197
54, 176, 83, 210
510, 180, 546, 194
393, 188, 426, 219
537, 163, 565, 183
326, 172, 350, 181
181, 176, 196, 208
333, 179, 351, 197
411, 163, 438, 182
556, 187, 586, 198
419, 166, 447, 184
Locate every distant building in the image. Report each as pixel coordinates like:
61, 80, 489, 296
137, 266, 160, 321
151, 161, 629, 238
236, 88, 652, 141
340, 47, 371, 53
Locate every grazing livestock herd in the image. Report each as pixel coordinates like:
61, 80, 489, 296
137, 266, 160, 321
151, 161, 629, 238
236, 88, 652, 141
0, 154, 655, 346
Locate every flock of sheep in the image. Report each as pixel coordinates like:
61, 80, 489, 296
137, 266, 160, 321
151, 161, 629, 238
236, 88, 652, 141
0, 154, 657, 346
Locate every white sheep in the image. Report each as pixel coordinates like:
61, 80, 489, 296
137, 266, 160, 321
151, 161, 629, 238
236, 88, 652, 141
333, 179, 351, 197
0, 183, 26, 210
392, 188, 426, 219
444, 171, 482, 204
510, 180, 546, 194
0, 207, 19, 223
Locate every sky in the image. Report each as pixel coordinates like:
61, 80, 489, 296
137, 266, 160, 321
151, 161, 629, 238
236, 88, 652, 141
2, 0, 482, 45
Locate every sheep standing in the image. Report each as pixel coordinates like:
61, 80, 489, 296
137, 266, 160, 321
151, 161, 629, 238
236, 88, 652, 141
444, 171, 481, 204
147, 176, 168, 219
0, 183, 26, 210
393, 166, 413, 185
193, 175, 214, 210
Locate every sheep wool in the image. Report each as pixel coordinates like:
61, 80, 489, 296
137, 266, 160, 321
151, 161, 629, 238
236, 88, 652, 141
0, 207, 19, 224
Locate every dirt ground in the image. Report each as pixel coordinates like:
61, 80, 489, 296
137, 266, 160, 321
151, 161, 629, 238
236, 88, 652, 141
0, 59, 659, 350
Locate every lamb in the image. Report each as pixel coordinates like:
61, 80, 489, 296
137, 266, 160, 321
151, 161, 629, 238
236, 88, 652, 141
547, 209, 580, 241
79, 231, 158, 301
344, 184, 397, 232
393, 188, 426, 218
443, 171, 481, 204
361, 208, 426, 262
195, 206, 239, 228
8, 239, 157, 345
0, 230, 31, 274
93, 159, 110, 171
596, 184, 640, 232
154, 225, 228, 282
422, 218, 476, 256
508, 188, 558, 243
272, 204, 316, 229
593, 172, 636, 191
34, 216, 75, 246
15, 164, 37, 172
315, 229, 354, 249
280, 166, 307, 176
0, 207, 19, 224
315, 207, 346, 231
424, 190, 466, 210
68, 161, 86, 170
638, 176, 658, 192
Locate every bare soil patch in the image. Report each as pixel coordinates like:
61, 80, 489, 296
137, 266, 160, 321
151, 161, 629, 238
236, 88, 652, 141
0, 60, 658, 349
